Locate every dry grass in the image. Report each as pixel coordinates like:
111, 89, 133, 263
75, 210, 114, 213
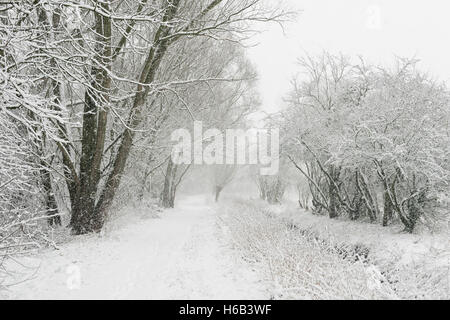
220, 198, 450, 299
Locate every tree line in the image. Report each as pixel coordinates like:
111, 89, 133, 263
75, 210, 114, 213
269, 53, 449, 233
0, 0, 288, 246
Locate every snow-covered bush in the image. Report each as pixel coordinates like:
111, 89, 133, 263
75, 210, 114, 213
256, 175, 287, 204
282, 54, 450, 232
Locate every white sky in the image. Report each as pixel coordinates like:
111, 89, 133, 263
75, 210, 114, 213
247, 0, 450, 113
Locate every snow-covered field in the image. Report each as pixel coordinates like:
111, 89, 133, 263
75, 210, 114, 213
1, 196, 267, 300
2, 194, 449, 300
280, 201, 450, 269
221, 197, 450, 299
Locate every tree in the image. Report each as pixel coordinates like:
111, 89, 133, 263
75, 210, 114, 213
256, 174, 286, 204
282, 53, 450, 232
283, 52, 363, 218
2, 0, 288, 234
212, 164, 238, 202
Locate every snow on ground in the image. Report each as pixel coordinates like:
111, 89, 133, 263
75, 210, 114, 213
220, 197, 450, 299
218, 198, 398, 299
267, 200, 450, 299
276, 200, 450, 268
3, 194, 447, 300
1, 196, 268, 300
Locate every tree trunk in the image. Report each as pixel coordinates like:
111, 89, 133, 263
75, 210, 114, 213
356, 170, 378, 222
160, 159, 178, 208
41, 167, 61, 226
34, 3, 62, 227
137, 175, 147, 202
92, 0, 182, 229
382, 183, 394, 227
258, 177, 267, 200
215, 185, 223, 202
328, 167, 340, 219
328, 182, 339, 218
70, 3, 112, 234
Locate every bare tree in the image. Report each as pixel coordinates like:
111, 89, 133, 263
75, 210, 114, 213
282, 53, 449, 232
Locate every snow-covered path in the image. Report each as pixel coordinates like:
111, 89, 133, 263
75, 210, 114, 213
3, 196, 267, 299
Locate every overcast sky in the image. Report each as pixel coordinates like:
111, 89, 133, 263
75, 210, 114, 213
247, 0, 450, 113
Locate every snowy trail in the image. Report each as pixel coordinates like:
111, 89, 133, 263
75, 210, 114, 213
3, 196, 267, 300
